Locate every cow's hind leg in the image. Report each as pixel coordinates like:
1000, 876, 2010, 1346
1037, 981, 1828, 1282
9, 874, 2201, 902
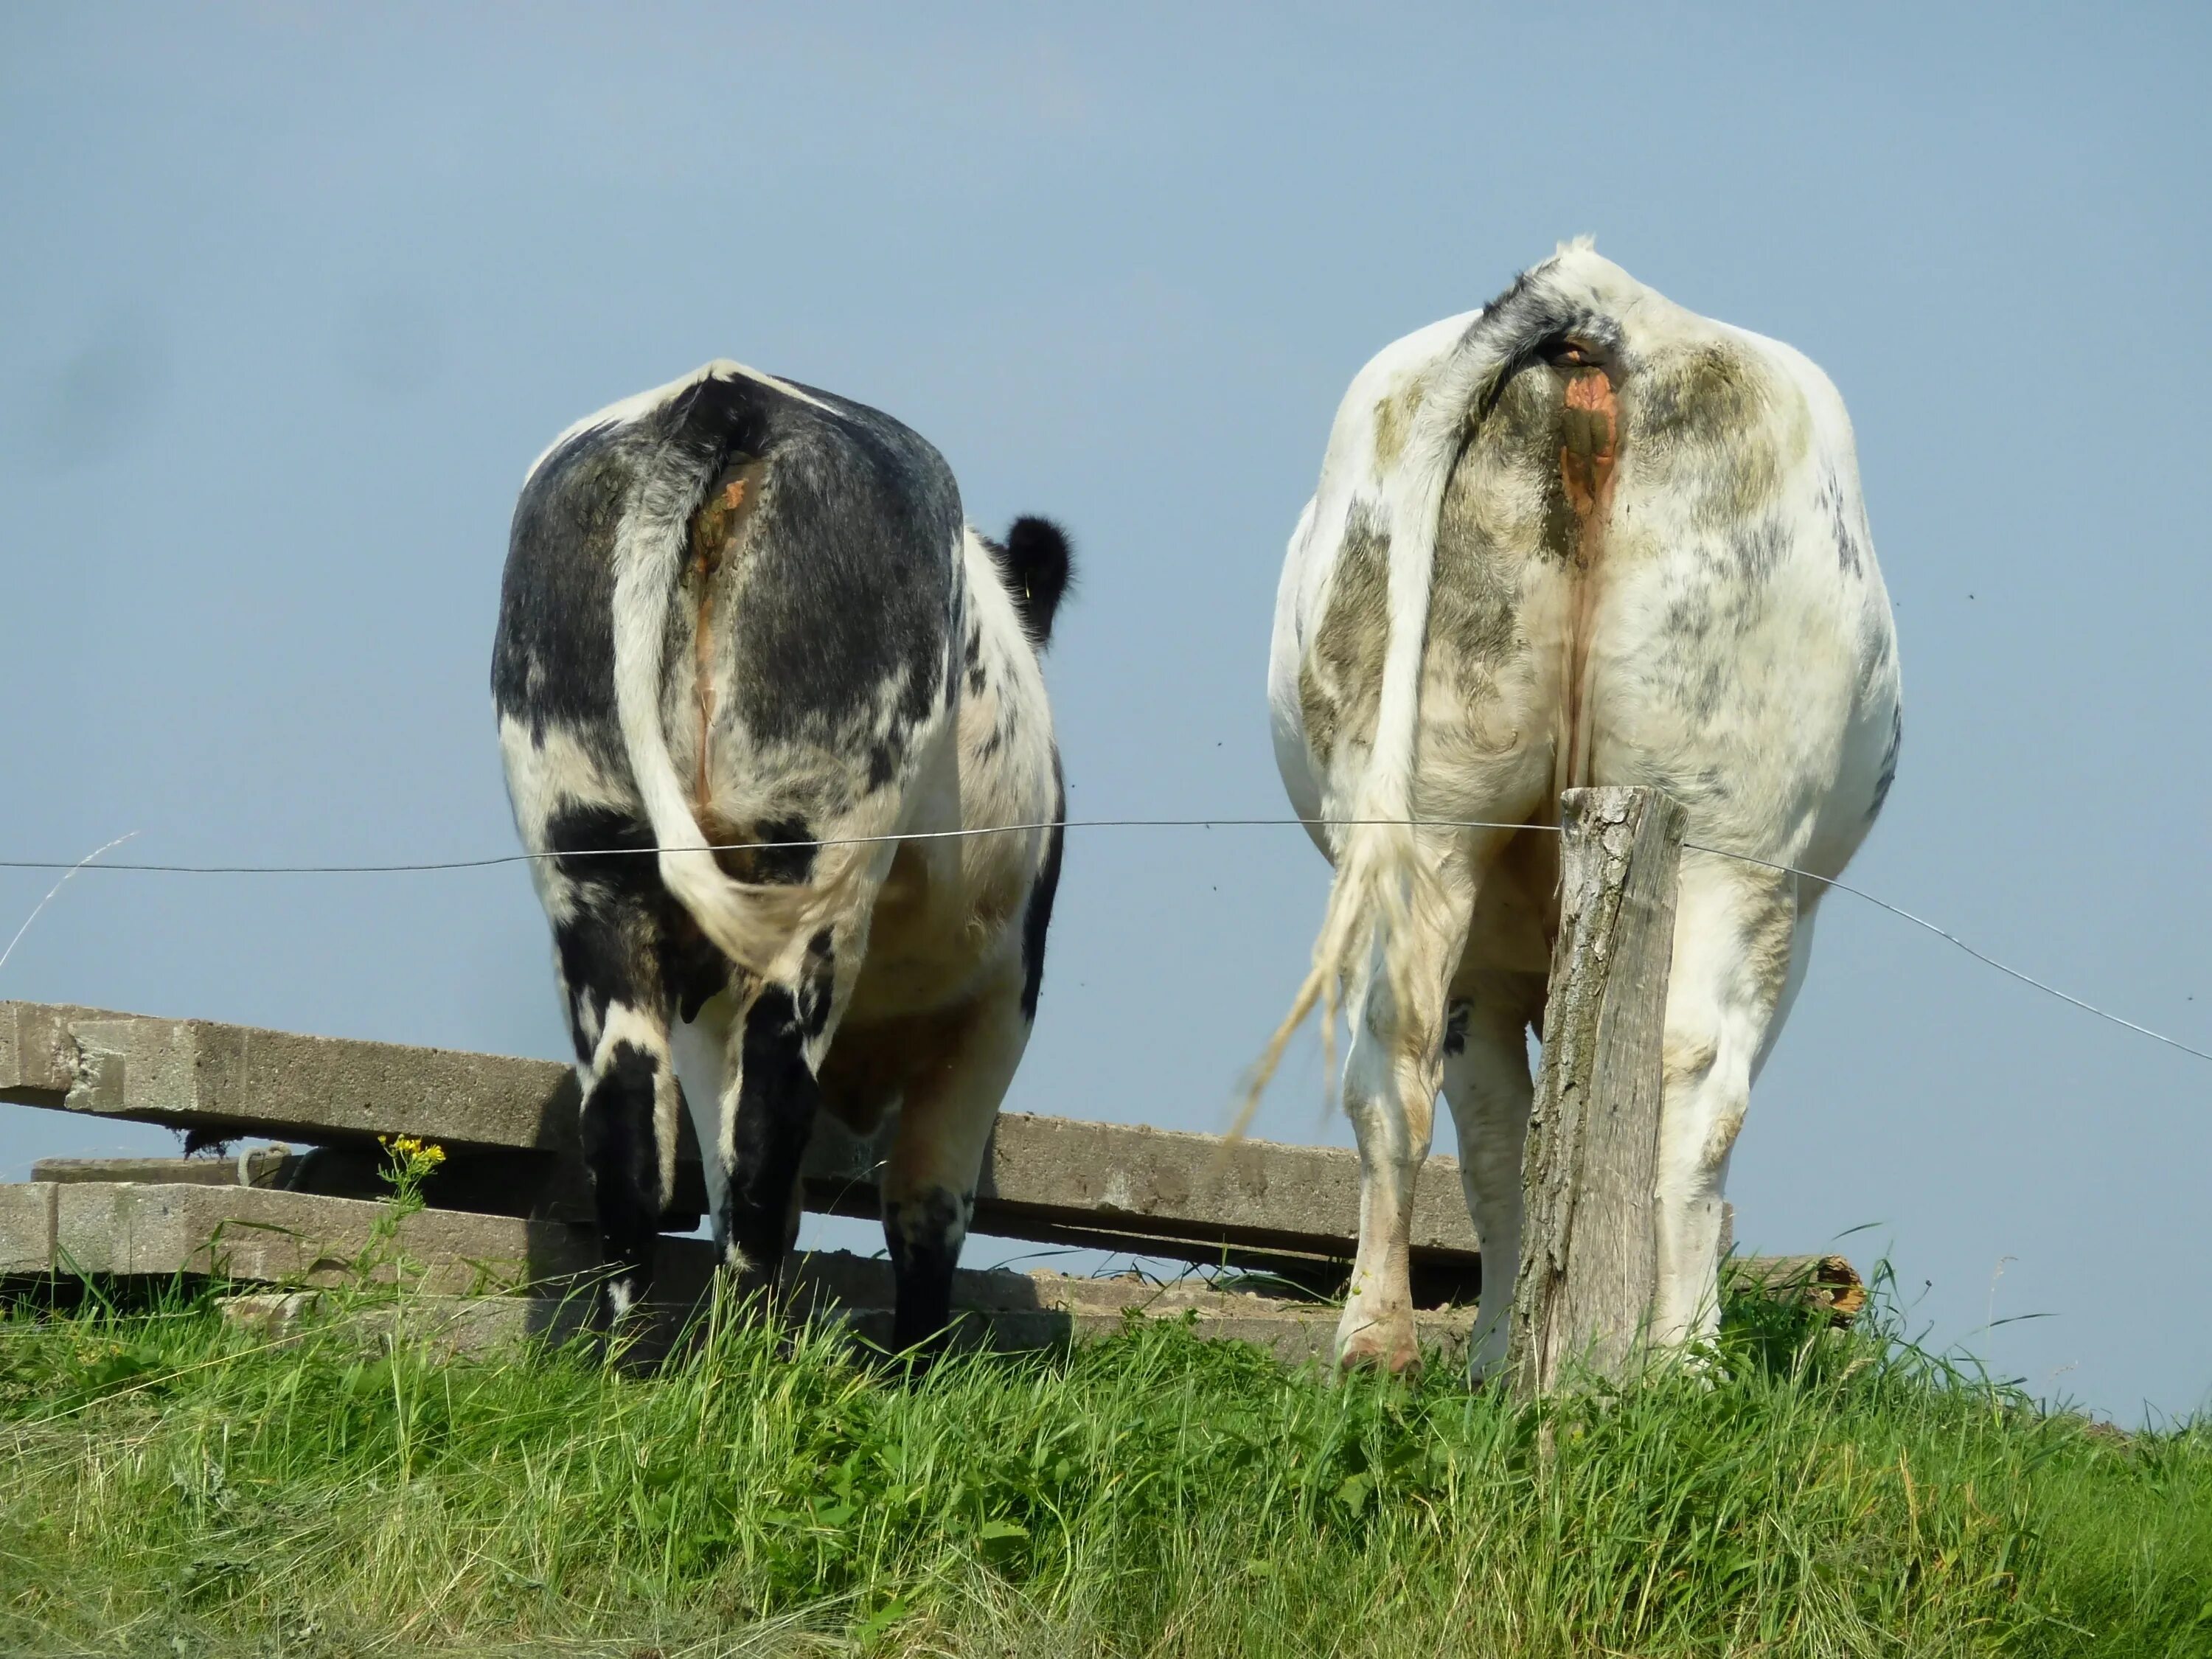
1439, 969, 1545, 1384
543, 863, 690, 1322
712, 930, 840, 1298
1652, 855, 1798, 1352
1335, 838, 1481, 1375
881, 967, 1033, 1361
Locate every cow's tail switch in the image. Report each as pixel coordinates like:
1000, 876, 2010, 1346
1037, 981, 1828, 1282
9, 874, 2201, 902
1242, 238, 1639, 1126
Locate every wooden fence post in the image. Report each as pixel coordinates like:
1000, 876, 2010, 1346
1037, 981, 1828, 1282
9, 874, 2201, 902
1508, 785, 1686, 1398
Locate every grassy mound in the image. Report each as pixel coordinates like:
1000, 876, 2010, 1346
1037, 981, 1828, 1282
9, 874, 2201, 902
1, 1277, 2205, 1656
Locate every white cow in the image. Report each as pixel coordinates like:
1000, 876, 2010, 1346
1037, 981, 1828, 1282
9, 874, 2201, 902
1263, 241, 1901, 1377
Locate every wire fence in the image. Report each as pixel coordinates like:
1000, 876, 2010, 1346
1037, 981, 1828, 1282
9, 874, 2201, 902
2, 813, 2207, 1067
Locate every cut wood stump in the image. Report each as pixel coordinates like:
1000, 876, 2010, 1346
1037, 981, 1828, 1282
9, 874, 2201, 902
1725, 1253, 1867, 1326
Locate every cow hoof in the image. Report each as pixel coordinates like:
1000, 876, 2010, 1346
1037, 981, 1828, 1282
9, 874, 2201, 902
860, 1326, 955, 1388
714, 1253, 784, 1320
602, 1276, 652, 1330
1335, 1319, 1422, 1378
1671, 1341, 1726, 1389
888, 1347, 945, 1389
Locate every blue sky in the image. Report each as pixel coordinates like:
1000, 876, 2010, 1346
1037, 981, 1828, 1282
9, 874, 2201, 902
4, 4, 2208, 1422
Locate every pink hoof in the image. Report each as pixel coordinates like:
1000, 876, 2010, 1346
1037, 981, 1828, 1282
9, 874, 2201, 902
1336, 1318, 1422, 1377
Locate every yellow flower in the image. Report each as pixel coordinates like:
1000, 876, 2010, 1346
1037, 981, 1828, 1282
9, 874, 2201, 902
377, 1135, 445, 1176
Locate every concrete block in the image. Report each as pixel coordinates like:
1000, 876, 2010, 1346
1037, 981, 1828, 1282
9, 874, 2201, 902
0, 1181, 599, 1296
0, 1183, 58, 1276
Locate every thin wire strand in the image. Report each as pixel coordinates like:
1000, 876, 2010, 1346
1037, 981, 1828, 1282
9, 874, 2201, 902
0, 815, 2203, 1066
1685, 842, 2212, 1066
0, 832, 139, 976
0, 816, 1552, 874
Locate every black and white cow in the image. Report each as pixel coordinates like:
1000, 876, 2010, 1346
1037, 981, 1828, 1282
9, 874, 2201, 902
1262, 242, 1901, 1377
493, 361, 1072, 1351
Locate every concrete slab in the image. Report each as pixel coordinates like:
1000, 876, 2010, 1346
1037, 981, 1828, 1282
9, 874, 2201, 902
7, 1172, 1837, 1373
4, 1001, 1487, 1270
2, 1000, 581, 1155
990, 1110, 1476, 1259
1, 1181, 599, 1296
801, 1256, 1475, 1363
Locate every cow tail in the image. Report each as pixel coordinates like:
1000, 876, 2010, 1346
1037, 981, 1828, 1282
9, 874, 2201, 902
608, 373, 815, 984
1238, 238, 1631, 1131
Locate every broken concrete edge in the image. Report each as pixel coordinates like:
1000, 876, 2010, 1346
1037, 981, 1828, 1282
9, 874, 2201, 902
1, 1000, 585, 1157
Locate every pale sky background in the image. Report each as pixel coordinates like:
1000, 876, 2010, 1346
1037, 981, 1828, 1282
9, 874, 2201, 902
4, 4, 2208, 1425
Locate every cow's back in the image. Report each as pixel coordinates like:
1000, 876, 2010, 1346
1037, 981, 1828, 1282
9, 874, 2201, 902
1413, 303, 1899, 875
1591, 326, 1897, 869
493, 420, 638, 748
493, 365, 965, 824
695, 378, 962, 760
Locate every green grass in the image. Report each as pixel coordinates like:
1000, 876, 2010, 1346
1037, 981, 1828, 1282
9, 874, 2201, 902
1, 1276, 2207, 1658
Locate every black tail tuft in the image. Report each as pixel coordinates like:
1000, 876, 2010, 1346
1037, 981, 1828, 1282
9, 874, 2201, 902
179, 1129, 234, 1159
990, 515, 1076, 650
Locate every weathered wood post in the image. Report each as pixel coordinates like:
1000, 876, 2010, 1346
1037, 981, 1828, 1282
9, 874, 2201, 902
1509, 785, 1686, 1398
